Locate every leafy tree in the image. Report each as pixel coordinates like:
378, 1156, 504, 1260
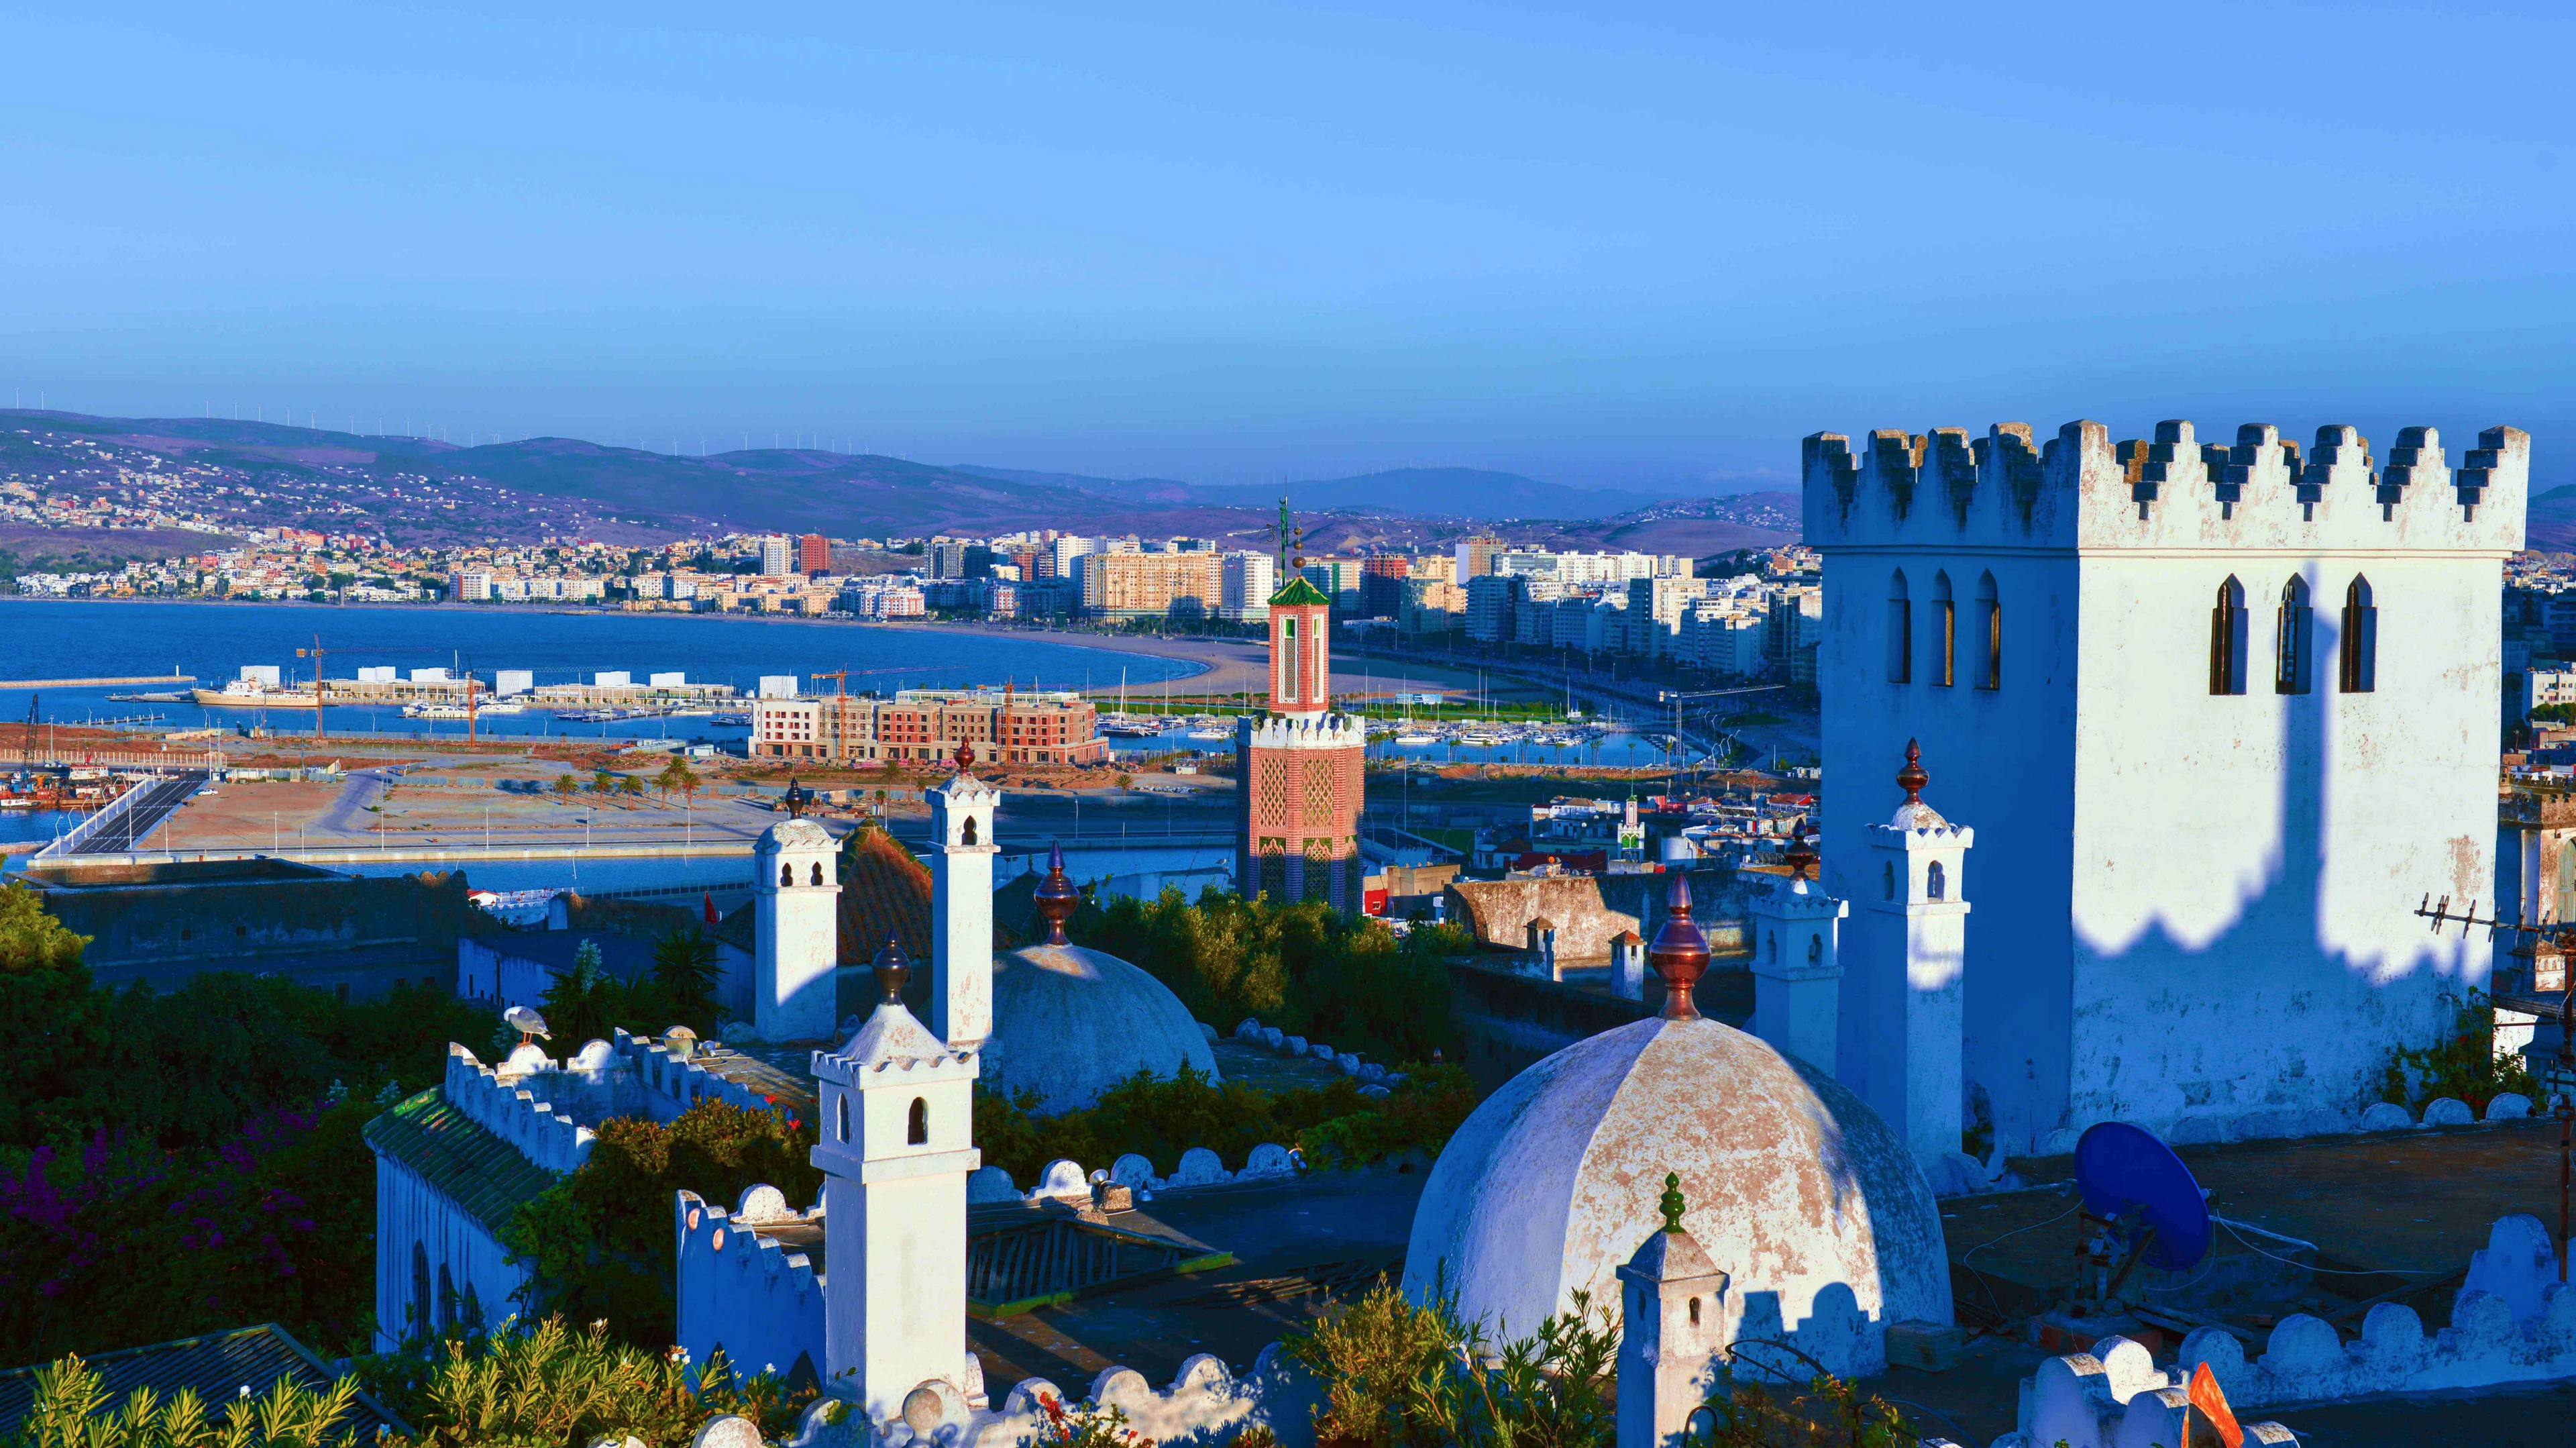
500, 1103, 818, 1345
0, 885, 103, 1147
649, 928, 724, 1033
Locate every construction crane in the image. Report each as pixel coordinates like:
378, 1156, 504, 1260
296, 637, 486, 743
1654, 683, 1792, 789
810, 669, 852, 696
20, 694, 36, 766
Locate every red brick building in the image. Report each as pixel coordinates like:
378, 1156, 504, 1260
751, 687, 1104, 766
797, 533, 830, 574
1234, 572, 1367, 912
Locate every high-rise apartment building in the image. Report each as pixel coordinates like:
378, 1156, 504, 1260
1221, 552, 1277, 623
751, 688, 1104, 766
1359, 555, 1411, 617
759, 536, 793, 576
1076, 550, 1222, 620
1454, 534, 1505, 581
798, 533, 830, 574
930, 541, 972, 580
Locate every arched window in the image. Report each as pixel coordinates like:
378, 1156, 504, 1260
1281, 616, 1301, 700
779, 863, 793, 887
2275, 576, 2312, 694
436, 1263, 456, 1331
410, 1242, 431, 1335
1806, 933, 1823, 964
809, 861, 824, 886
1765, 930, 1778, 964
2210, 576, 2247, 694
1882, 861, 1896, 900
836, 1092, 849, 1143
1930, 572, 1956, 687
906, 1097, 929, 1146
961, 817, 978, 847
1886, 570, 1912, 684
1976, 572, 2001, 690
2340, 576, 2377, 692
1927, 860, 1946, 900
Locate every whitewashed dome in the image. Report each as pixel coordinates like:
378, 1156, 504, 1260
983, 845, 1219, 1113
756, 817, 835, 853
1401, 877, 1947, 1379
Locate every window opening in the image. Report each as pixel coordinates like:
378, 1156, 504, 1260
1976, 572, 2001, 690
2210, 576, 2248, 694
2276, 576, 2312, 694
906, 1097, 929, 1145
2339, 576, 2377, 692
1930, 572, 1955, 686
1886, 570, 1911, 684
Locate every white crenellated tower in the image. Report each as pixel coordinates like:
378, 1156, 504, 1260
1746, 844, 1848, 1076
929, 759, 999, 1049
1806, 417, 2528, 1152
749, 811, 841, 1042
1857, 742, 1969, 1168
810, 939, 981, 1427
1614, 1176, 1731, 1448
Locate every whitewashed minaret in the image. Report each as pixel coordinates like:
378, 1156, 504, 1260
1615, 1174, 1731, 1448
928, 744, 999, 1049
1860, 741, 1972, 1168
811, 937, 981, 1427
749, 781, 841, 1041
1748, 840, 1848, 1074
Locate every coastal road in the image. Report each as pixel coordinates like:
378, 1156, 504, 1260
61, 770, 207, 855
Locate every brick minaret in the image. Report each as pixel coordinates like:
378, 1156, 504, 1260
1235, 505, 1368, 912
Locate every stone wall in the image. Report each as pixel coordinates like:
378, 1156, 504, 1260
1446, 867, 1751, 962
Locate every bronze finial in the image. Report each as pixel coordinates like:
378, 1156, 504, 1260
1782, 836, 1819, 882
952, 738, 977, 776
1032, 841, 1079, 945
1658, 1171, 1686, 1234
872, 931, 910, 1004
1648, 870, 1710, 1020
1897, 738, 1928, 805
782, 774, 811, 819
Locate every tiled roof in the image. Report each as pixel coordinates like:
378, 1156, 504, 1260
363, 1088, 558, 1233
0, 1323, 410, 1439
836, 827, 932, 967
1267, 575, 1332, 607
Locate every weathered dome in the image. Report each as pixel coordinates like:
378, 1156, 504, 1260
756, 818, 835, 854
981, 943, 1219, 1113
1401, 1016, 1947, 1378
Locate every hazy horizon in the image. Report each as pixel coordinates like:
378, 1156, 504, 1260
5, 2, 2567, 488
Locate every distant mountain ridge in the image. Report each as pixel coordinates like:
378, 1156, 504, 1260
0, 407, 1805, 553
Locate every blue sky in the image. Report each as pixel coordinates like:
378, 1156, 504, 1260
3, 1, 2565, 490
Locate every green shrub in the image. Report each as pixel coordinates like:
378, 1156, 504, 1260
2379, 988, 2538, 1117
1285, 1276, 1617, 1448
500, 1102, 820, 1347
1071, 886, 1466, 1063
4, 1353, 367, 1448
971, 1062, 1481, 1184
362, 1317, 810, 1448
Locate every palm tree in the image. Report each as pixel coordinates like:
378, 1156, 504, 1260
551, 774, 580, 799
657, 756, 699, 803
618, 775, 643, 801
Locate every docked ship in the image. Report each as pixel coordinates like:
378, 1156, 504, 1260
190, 678, 321, 708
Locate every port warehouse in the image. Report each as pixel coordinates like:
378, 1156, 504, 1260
195, 664, 739, 711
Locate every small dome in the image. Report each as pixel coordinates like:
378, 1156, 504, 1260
759, 818, 835, 853
1401, 1016, 1947, 1378
983, 943, 1219, 1113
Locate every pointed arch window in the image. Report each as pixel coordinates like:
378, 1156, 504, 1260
2210, 576, 2247, 694
835, 1092, 849, 1143
906, 1097, 929, 1146
1927, 860, 1946, 900
1975, 572, 2001, 690
1882, 860, 1896, 900
411, 1242, 432, 1334
2340, 576, 2377, 692
779, 863, 794, 887
1281, 616, 1301, 701
1929, 572, 1956, 687
961, 817, 977, 847
1886, 570, 1912, 684
2275, 576, 2313, 694
809, 861, 824, 886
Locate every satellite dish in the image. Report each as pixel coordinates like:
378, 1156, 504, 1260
2075, 1121, 2212, 1272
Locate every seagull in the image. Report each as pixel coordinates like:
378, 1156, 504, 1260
504, 1005, 550, 1042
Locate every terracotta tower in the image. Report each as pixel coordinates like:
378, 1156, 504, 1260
1234, 500, 1368, 911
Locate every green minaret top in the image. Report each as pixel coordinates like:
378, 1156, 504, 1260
1658, 1171, 1686, 1234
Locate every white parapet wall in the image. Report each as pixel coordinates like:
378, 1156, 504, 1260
611, 1027, 798, 1121
769, 1345, 1323, 1448
443, 1044, 597, 1175
675, 1185, 827, 1390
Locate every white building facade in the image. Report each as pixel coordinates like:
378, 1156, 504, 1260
1805, 419, 2528, 1153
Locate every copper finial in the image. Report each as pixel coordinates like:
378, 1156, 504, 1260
1032, 841, 1079, 945
1647, 870, 1710, 1021
1896, 738, 1927, 805
952, 738, 977, 776
782, 774, 810, 819
871, 931, 910, 1004
1782, 837, 1819, 882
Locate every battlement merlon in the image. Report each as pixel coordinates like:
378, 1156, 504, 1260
1803, 421, 2527, 555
